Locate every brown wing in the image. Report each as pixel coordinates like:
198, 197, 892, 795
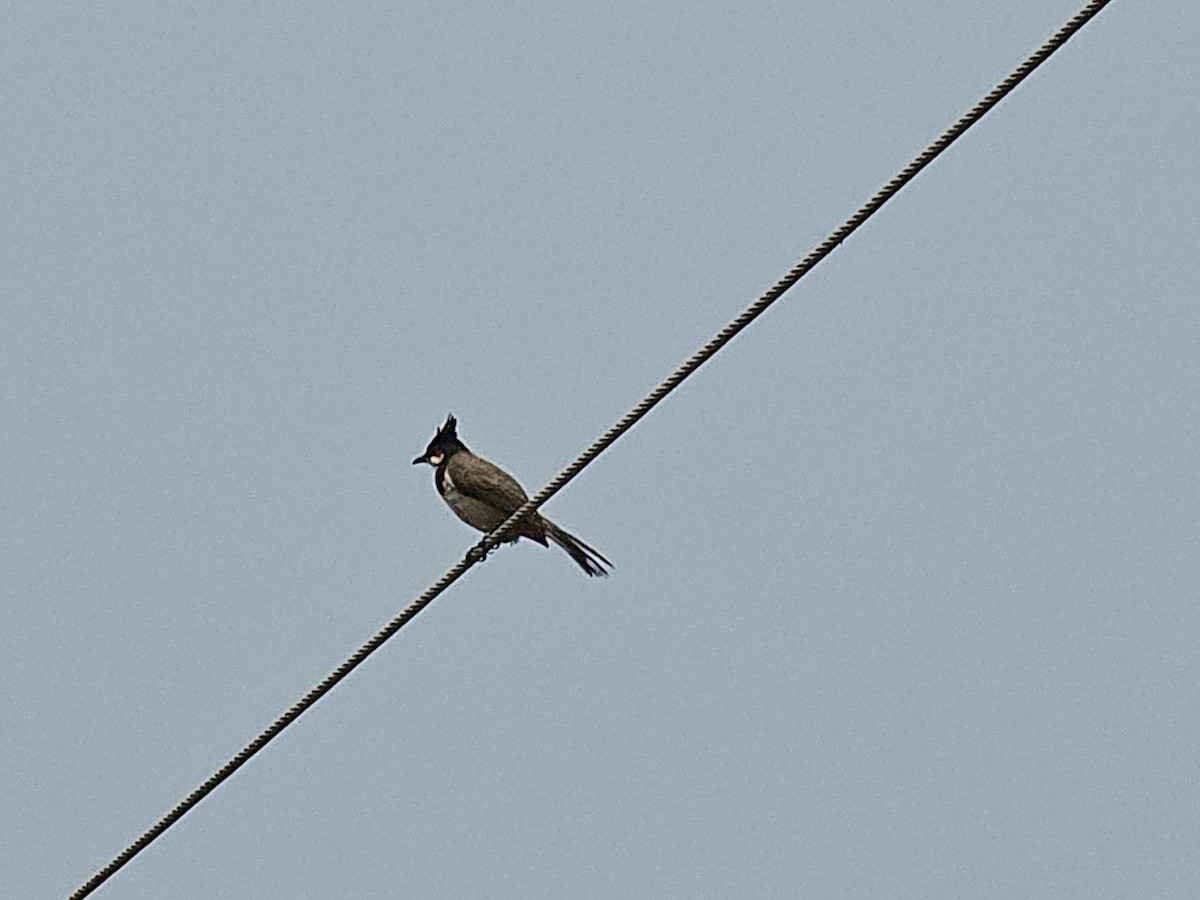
446, 452, 531, 517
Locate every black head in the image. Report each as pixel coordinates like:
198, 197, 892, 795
412, 414, 467, 466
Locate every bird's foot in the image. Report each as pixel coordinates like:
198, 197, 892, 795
466, 541, 493, 565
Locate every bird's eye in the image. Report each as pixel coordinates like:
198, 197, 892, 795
428, 451, 444, 465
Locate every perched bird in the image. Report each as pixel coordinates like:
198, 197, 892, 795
412, 415, 612, 577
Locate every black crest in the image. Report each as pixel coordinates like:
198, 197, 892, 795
434, 414, 458, 443
413, 413, 467, 465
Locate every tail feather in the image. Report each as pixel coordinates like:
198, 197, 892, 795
544, 521, 612, 577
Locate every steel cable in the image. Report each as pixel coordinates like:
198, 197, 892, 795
69, 2, 1114, 896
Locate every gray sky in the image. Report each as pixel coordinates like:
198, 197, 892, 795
5, 2, 1199, 897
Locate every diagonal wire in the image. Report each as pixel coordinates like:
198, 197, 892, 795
475, 0, 1114, 552
69, 2, 1113, 897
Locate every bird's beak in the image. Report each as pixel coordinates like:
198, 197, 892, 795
412, 454, 427, 465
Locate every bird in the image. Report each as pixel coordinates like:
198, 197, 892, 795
412, 415, 612, 577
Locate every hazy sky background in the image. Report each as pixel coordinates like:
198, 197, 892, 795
5, 2, 1198, 897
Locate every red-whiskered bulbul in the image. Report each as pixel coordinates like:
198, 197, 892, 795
412, 415, 612, 577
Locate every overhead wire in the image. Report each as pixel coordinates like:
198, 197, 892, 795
69, 1, 1115, 896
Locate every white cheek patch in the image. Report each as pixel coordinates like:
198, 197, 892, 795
428, 451, 444, 466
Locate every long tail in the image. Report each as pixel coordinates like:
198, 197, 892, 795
544, 521, 612, 577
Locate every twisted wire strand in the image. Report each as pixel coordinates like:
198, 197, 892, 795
69, 2, 1113, 896
479, 0, 1114, 551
